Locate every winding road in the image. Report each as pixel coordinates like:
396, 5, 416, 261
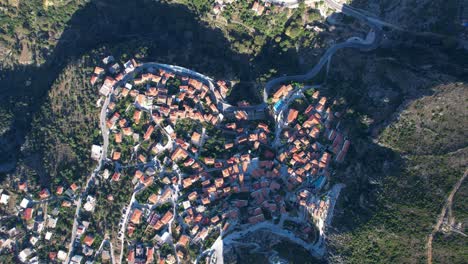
263, 0, 383, 102
64, 1, 386, 262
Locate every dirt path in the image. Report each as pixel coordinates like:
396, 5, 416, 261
426, 168, 468, 264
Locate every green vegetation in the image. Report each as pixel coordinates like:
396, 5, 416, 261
432, 232, 468, 264
174, 118, 202, 140
201, 123, 228, 158
136, 182, 162, 203
29, 56, 99, 188
166, 77, 182, 96
379, 83, 467, 155
0, 0, 88, 66
329, 81, 468, 263
160, 242, 174, 256
202, 228, 220, 249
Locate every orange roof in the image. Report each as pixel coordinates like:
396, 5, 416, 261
83, 235, 94, 247
201, 197, 210, 205
130, 209, 142, 224
146, 247, 154, 263
144, 125, 154, 141
318, 96, 327, 105
122, 127, 133, 136
224, 143, 234, 150
191, 132, 201, 145
127, 250, 135, 263
188, 78, 203, 90
115, 132, 122, 143
39, 188, 50, 199
204, 157, 215, 165
287, 109, 299, 123
49, 252, 57, 260
133, 110, 142, 124
70, 183, 78, 191
18, 182, 27, 191
160, 188, 172, 201
171, 147, 188, 161
136, 94, 147, 106
121, 88, 130, 97
188, 191, 198, 201
312, 90, 320, 99
148, 194, 158, 204
273, 84, 293, 100
138, 154, 147, 163
161, 211, 174, 225
23, 208, 33, 220
94, 66, 104, 75
211, 215, 220, 224
112, 172, 121, 181
134, 170, 143, 180
178, 235, 190, 247
257, 123, 269, 132
309, 126, 320, 138
112, 151, 121, 160
90, 75, 98, 85
235, 111, 248, 120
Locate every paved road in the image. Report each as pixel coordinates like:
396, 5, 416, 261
65, 67, 137, 263
64, 0, 383, 260
65, 91, 112, 263
201, 2, 384, 262
118, 191, 136, 264
262, 0, 382, 103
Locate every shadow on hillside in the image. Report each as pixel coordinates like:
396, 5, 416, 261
314, 2, 468, 261
0, 0, 256, 175
0, 0, 467, 262
219, 1, 467, 262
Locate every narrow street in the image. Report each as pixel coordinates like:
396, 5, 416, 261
63, 1, 388, 261
65, 87, 113, 263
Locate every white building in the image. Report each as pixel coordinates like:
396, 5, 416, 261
57, 250, 68, 261
45, 232, 53, 240
83, 195, 96, 212
0, 193, 10, 205
20, 198, 30, 209
29, 236, 39, 246
18, 248, 33, 263
47, 217, 58, 229
91, 145, 103, 161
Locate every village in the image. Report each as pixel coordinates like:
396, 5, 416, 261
0, 52, 350, 264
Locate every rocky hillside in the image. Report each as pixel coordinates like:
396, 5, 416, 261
353, 0, 463, 35
324, 1, 467, 263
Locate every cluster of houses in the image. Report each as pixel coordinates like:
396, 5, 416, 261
273, 85, 350, 193
123, 121, 292, 262
296, 188, 331, 236
92, 58, 294, 262
212, 0, 275, 17
0, 52, 352, 263
96, 60, 230, 166
88, 54, 351, 262
211, 0, 325, 17
90, 58, 237, 262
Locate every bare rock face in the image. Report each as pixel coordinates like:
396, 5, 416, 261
18, 40, 33, 65
7, 0, 20, 8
